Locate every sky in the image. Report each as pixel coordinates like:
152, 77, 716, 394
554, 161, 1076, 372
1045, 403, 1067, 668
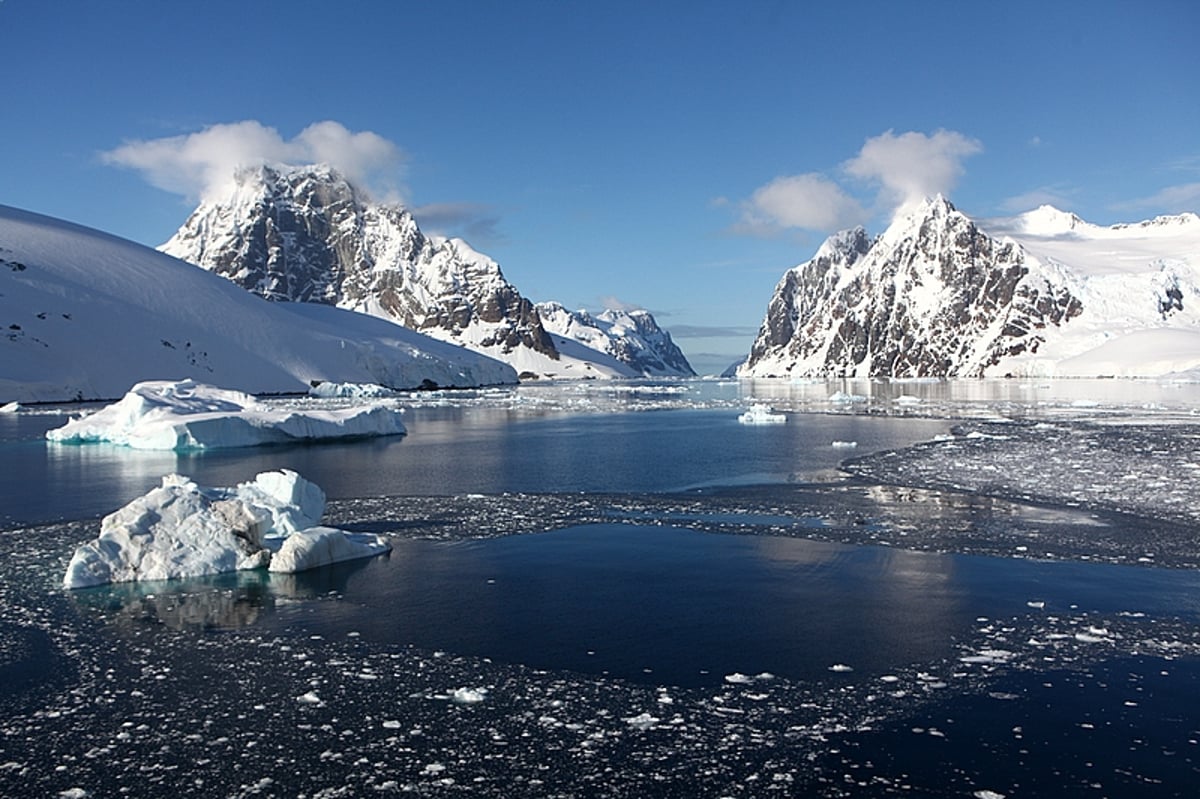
2, 1, 1197, 375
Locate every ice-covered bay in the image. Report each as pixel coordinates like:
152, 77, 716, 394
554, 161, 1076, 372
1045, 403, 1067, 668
2, 377, 1199, 795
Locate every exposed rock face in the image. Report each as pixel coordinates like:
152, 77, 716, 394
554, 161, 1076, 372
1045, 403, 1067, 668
161, 164, 558, 364
535, 302, 696, 377
740, 196, 1085, 378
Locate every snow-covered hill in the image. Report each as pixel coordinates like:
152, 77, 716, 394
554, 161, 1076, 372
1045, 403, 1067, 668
160, 164, 636, 379
739, 197, 1200, 378
535, 302, 696, 377
0, 204, 517, 403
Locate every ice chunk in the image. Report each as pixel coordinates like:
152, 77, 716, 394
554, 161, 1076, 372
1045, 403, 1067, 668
449, 688, 487, 704
737, 404, 786, 424
0, 401, 20, 413
239, 469, 326, 536
831, 440, 858, 448
62, 469, 385, 588
308, 381, 399, 398
268, 526, 391, 573
62, 474, 273, 589
46, 379, 406, 450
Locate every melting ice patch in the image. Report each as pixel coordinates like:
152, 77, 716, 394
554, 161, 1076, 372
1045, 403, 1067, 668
46, 379, 406, 450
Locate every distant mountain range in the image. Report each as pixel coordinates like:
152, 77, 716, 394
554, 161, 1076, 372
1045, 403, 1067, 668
161, 165, 694, 379
739, 196, 1200, 378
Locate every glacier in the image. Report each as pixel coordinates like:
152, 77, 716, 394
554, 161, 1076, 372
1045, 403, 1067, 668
45, 379, 406, 450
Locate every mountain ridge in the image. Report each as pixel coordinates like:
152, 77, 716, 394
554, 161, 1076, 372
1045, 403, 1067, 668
739, 196, 1200, 378
162, 164, 692, 379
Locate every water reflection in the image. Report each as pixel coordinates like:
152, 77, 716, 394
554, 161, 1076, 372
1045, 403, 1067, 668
69, 554, 383, 631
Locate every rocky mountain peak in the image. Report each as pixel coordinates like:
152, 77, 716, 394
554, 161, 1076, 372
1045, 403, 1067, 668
740, 197, 1086, 378
161, 163, 559, 365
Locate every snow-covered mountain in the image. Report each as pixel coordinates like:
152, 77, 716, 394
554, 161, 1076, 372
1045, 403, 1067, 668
160, 164, 635, 379
739, 196, 1200, 378
535, 302, 696, 377
0, 204, 517, 403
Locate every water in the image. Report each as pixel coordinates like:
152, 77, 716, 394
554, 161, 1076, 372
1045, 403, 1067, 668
2, 378, 1199, 796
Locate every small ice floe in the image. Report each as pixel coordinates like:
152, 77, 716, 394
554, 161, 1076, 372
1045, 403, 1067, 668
0, 401, 21, 413
296, 691, 322, 705
724, 672, 755, 684
449, 687, 487, 704
623, 712, 660, 730
895, 394, 922, 406
46, 378, 406, 450
737, 404, 786, 424
828, 664, 854, 673
831, 440, 858, 448
974, 790, 1007, 799
1027, 600, 1046, 609
959, 649, 1014, 665
62, 469, 390, 588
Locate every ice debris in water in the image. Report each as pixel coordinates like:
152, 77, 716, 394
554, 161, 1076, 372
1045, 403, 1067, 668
62, 469, 390, 588
45, 378, 406, 450
737, 404, 786, 424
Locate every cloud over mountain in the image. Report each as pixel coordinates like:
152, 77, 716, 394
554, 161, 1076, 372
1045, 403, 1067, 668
102, 120, 404, 202
734, 129, 982, 235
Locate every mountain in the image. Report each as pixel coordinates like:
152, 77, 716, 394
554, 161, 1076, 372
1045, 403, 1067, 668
0, 204, 516, 403
535, 302, 696, 377
160, 164, 631, 379
739, 196, 1200, 378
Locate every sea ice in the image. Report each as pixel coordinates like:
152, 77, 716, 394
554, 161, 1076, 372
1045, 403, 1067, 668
46, 379, 406, 450
62, 469, 389, 588
0, 401, 20, 413
737, 404, 786, 424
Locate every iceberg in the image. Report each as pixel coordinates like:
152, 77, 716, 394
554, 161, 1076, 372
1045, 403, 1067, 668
62, 469, 391, 589
737, 404, 787, 425
45, 379, 405, 450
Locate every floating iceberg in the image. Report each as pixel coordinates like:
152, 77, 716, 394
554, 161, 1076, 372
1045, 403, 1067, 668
46, 379, 405, 450
62, 469, 390, 589
308, 381, 399, 399
737, 404, 787, 425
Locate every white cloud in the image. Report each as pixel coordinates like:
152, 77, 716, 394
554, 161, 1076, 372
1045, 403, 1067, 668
102, 120, 404, 202
843, 129, 982, 213
737, 173, 867, 235
731, 129, 982, 236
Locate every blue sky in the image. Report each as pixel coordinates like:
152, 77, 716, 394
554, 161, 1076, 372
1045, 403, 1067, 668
2, 0, 1197, 374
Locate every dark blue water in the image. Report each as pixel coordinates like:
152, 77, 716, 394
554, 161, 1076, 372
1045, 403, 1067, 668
5, 397, 1200, 797
1, 406, 949, 526
77, 523, 1200, 690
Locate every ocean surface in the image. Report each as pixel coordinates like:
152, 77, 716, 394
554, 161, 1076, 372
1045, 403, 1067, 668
2, 378, 1199, 797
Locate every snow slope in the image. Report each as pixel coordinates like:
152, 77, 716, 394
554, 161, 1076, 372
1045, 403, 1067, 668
536, 301, 696, 377
0, 204, 516, 402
